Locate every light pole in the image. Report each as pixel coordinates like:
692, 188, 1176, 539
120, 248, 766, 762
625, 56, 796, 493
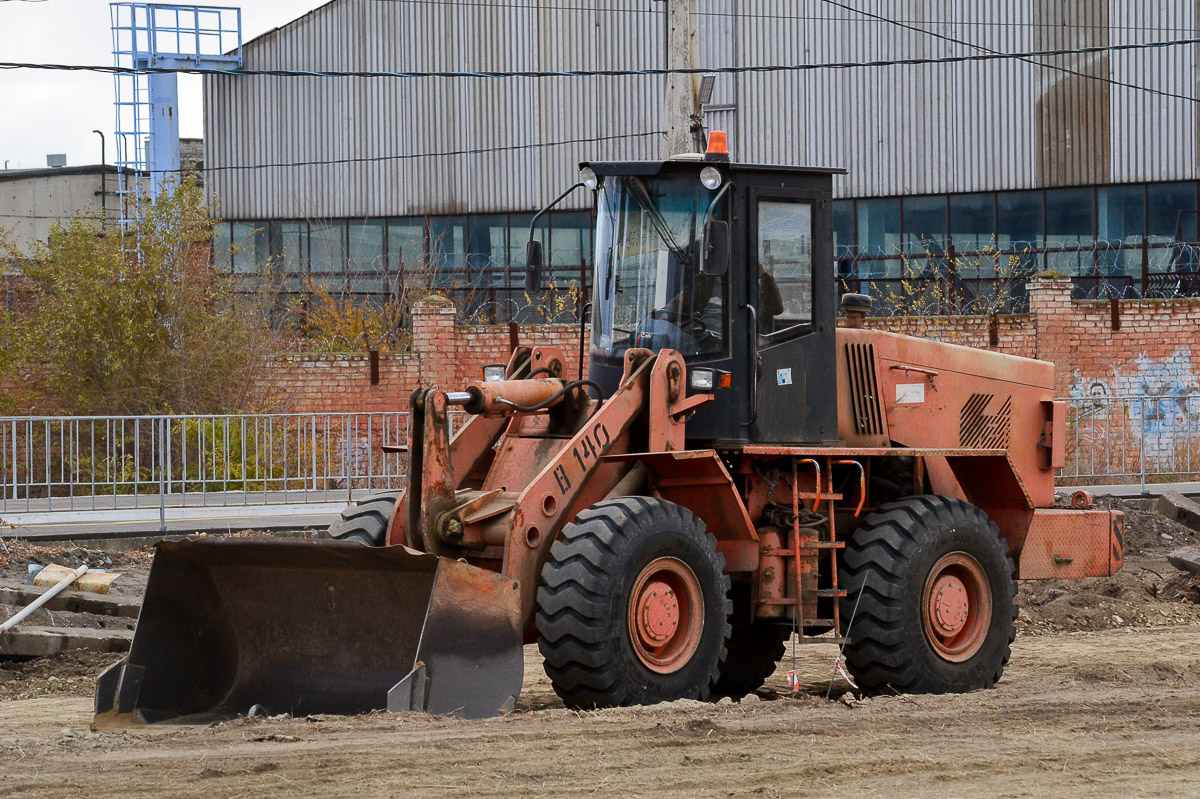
93, 130, 107, 230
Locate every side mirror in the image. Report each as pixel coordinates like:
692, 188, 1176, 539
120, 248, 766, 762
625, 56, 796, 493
700, 219, 729, 276
525, 240, 543, 292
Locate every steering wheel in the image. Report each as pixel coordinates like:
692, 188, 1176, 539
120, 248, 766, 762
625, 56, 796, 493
654, 307, 709, 336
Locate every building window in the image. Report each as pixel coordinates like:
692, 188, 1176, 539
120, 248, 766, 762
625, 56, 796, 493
348, 219, 385, 293
508, 213, 547, 289
309, 221, 347, 292
269, 221, 307, 290
855, 198, 900, 279
548, 211, 591, 283
231, 222, 267, 275
1044, 187, 1094, 273
902, 195, 947, 255
1147, 181, 1197, 241
468, 214, 510, 287
386, 217, 425, 273
429, 216, 467, 286
996, 190, 1042, 275
949, 193, 997, 278
212, 222, 232, 273
1096, 185, 1144, 279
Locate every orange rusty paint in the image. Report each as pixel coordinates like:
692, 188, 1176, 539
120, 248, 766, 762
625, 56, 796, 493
790, 460, 822, 627
387, 346, 541, 546
528, 345, 568, 379
626, 557, 704, 674
1071, 490, 1095, 508
464, 378, 566, 415
921, 551, 992, 663
647, 351, 690, 452
836, 327, 1057, 510
754, 528, 787, 620
833, 459, 866, 517
602, 450, 757, 544
1017, 508, 1126, 579
416, 390, 457, 556
503, 352, 659, 628
1042, 400, 1067, 470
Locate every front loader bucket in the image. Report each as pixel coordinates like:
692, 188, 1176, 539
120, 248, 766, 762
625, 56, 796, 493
94, 538, 523, 727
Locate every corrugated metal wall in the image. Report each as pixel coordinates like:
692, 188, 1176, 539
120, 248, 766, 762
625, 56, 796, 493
206, 0, 1200, 218
701, 0, 1197, 198
205, 0, 663, 219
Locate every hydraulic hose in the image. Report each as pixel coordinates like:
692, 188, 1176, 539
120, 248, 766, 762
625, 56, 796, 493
494, 379, 606, 413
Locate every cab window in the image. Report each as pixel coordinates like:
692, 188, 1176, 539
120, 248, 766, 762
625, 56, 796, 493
757, 200, 814, 341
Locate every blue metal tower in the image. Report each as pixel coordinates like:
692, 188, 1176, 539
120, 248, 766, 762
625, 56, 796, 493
110, 3, 242, 251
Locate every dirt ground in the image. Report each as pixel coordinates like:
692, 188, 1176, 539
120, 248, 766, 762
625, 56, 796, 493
3, 502, 1200, 798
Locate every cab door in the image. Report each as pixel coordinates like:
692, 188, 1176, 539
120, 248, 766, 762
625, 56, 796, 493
747, 185, 838, 444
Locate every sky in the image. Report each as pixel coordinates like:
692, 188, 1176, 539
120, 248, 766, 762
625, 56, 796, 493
0, 0, 329, 170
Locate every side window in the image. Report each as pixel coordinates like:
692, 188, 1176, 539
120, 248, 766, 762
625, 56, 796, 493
758, 200, 813, 339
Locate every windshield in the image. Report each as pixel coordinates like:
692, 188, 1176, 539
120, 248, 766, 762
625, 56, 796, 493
592, 173, 728, 362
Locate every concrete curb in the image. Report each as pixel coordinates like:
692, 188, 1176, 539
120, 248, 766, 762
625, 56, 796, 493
1156, 492, 1200, 534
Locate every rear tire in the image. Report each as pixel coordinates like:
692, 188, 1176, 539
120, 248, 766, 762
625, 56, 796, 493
536, 497, 732, 708
327, 491, 401, 547
839, 495, 1017, 694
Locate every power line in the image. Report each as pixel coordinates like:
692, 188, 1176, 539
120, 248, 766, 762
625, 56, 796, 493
0, 131, 662, 179
2, 36, 1200, 84
153, 130, 664, 174
816, 0, 1199, 105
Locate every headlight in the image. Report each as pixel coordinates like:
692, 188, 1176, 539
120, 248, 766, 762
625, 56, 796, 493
700, 166, 723, 190
481, 364, 507, 382
580, 167, 599, 190
689, 367, 730, 390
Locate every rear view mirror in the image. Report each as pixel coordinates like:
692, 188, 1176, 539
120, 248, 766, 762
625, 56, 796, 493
700, 219, 729, 276
525, 240, 543, 291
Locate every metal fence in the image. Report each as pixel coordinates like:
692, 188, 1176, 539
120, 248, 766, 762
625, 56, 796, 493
0, 412, 412, 516
1059, 394, 1200, 490
2, 397, 1194, 523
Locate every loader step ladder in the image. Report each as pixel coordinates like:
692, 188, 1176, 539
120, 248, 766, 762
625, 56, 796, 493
791, 457, 845, 645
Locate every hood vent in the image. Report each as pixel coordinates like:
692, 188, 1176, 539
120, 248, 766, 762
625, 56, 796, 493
846, 342, 884, 436
959, 394, 1012, 450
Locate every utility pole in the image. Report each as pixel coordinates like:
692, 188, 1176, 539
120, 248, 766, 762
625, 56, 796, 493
662, 0, 699, 157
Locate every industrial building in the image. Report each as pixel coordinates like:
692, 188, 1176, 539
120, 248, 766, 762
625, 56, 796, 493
204, 0, 1200, 316
1, 164, 119, 255
1, 139, 202, 257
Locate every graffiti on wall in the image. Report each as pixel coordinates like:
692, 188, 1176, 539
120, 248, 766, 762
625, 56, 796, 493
1069, 348, 1200, 467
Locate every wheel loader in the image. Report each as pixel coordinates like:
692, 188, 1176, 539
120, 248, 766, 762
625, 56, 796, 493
95, 134, 1124, 724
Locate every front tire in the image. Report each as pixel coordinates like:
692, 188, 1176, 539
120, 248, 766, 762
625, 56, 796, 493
326, 491, 400, 546
839, 495, 1017, 694
536, 497, 732, 708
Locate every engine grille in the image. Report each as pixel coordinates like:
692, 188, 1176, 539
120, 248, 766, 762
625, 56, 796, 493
959, 393, 1012, 449
845, 342, 884, 436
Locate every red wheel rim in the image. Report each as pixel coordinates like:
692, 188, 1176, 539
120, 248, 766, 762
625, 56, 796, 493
921, 552, 992, 663
627, 557, 704, 674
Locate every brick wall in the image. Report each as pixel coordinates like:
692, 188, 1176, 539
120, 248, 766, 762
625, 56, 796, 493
258, 282, 1199, 415
859, 277, 1200, 399
257, 297, 584, 413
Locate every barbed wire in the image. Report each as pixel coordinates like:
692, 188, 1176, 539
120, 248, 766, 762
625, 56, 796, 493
837, 238, 1200, 315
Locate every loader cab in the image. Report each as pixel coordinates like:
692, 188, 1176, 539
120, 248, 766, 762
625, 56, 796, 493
580, 151, 844, 445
